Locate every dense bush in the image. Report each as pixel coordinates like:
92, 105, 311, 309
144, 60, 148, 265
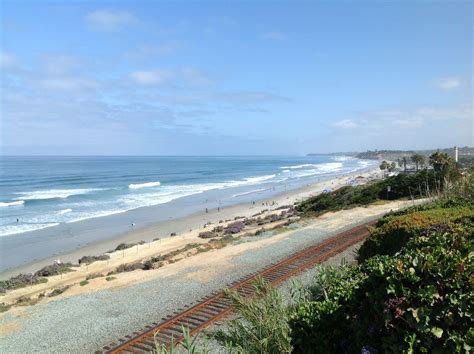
34, 262, 75, 277
114, 241, 146, 251
0, 262, 76, 292
224, 221, 245, 234
198, 231, 216, 239
0, 273, 48, 291
112, 262, 145, 274
358, 205, 474, 262
297, 170, 446, 216
78, 255, 110, 264
289, 209, 473, 353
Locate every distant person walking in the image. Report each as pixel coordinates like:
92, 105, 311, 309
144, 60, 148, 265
16, 218, 19, 224
205, 208, 208, 213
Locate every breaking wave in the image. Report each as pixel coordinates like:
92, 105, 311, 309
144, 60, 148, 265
0, 200, 25, 207
15, 188, 103, 201
128, 181, 161, 189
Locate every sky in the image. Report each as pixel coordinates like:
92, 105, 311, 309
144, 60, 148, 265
0, 0, 472, 155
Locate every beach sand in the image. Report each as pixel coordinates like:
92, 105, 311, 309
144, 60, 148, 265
1, 168, 381, 279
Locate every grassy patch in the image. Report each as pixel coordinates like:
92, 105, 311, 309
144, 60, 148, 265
79, 280, 89, 286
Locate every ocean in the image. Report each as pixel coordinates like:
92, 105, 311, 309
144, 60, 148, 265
0, 155, 376, 238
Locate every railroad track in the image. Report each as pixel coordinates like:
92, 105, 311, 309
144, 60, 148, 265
100, 220, 375, 354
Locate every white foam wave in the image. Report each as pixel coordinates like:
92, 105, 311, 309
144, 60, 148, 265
0, 200, 25, 207
15, 188, 103, 201
58, 208, 72, 215
358, 160, 371, 167
280, 164, 314, 170
0, 223, 60, 237
129, 181, 161, 189
316, 162, 343, 172
332, 156, 353, 162
232, 188, 270, 198
242, 174, 276, 184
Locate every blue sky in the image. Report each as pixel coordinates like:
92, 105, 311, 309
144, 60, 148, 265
1, 0, 472, 155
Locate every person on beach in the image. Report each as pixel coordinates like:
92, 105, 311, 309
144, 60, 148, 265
205, 207, 208, 213
16, 218, 19, 224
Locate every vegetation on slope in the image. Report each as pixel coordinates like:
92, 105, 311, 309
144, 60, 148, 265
204, 169, 473, 353
289, 201, 473, 353
297, 169, 445, 216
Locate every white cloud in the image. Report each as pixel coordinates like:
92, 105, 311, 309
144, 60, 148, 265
85, 9, 137, 31
334, 103, 472, 132
129, 68, 212, 87
332, 119, 359, 129
0, 51, 17, 69
433, 77, 462, 91
129, 70, 175, 85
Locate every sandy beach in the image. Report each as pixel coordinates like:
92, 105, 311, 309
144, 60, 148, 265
1, 167, 381, 278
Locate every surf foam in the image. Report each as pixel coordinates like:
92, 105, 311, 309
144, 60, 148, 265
128, 181, 161, 189
15, 188, 103, 201
0, 200, 25, 207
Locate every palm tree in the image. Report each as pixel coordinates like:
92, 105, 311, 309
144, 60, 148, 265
401, 156, 408, 173
429, 151, 451, 172
379, 160, 389, 177
397, 158, 403, 168
411, 154, 425, 171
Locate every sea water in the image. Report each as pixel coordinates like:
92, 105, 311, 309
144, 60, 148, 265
0, 155, 375, 238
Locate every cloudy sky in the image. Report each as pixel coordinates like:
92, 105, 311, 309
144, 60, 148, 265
1, 1, 472, 155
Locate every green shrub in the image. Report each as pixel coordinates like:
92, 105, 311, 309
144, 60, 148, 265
105, 276, 116, 281
78, 255, 110, 264
289, 223, 473, 353
79, 280, 89, 286
210, 277, 292, 353
358, 206, 473, 262
34, 262, 75, 277
297, 170, 446, 216
0, 274, 48, 291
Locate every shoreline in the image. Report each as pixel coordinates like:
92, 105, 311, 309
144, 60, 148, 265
1, 167, 381, 278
